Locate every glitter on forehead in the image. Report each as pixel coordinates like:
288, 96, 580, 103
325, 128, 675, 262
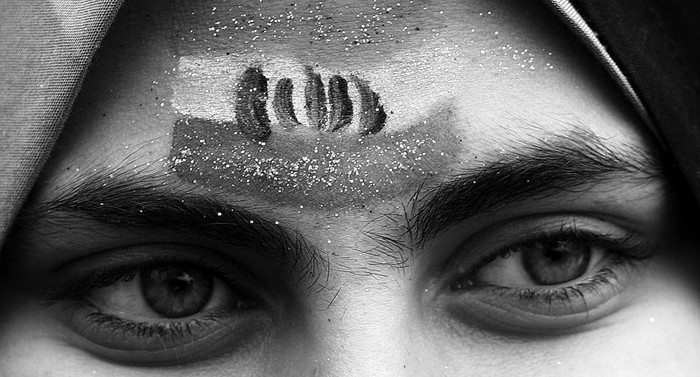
167, 0, 555, 68
169, 0, 442, 57
167, 0, 558, 129
170, 107, 460, 209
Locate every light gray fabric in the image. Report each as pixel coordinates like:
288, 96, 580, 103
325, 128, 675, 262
0, 0, 123, 246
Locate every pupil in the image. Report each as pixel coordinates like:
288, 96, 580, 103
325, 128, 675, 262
522, 240, 591, 285
169, 272, 194, 293
141, 264, 213, 318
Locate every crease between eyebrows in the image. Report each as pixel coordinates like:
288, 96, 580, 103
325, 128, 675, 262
13, 171, 325, 283
407, 129, 665, 245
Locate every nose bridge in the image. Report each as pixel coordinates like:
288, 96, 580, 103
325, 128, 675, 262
311, 282, 419, 377
291, 208, 434, 376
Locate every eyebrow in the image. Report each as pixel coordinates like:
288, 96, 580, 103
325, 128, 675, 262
407, 129, 665, 245
11, 129, 665, 275
15, 173, 324, 282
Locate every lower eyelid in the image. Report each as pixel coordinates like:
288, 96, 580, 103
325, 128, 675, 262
51, 298, 272, 365
438, 259, 645, 335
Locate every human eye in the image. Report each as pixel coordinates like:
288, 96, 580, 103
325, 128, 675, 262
437, 215, 655, 335
43, 244, 273, 366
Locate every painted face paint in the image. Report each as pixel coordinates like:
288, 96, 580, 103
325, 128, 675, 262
327, 75, 353, 133
273, 78, 301, 129
170, 102, 461, 209
304, 67, 328, 132
236, 67, 272, 141
165, 0, 551, 134
163, 2, 544, 209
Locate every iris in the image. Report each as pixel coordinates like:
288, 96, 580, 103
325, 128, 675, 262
141, 264, 214, 318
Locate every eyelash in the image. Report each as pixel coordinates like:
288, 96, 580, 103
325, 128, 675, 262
448, 226, 654, 317
46, 256, 230, 302
45, 224, 654, 346
80, 308, 237, 345
45, 255, 258, 351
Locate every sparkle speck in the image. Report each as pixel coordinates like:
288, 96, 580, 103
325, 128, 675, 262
171, 108, 457, 209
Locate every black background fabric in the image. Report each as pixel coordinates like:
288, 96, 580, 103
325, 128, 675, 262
570, 0, 700, 202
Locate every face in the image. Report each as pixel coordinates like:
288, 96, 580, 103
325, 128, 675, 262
2, 0, 700, 375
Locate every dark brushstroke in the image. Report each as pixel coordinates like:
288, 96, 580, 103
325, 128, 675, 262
304, 66, 328, 130
327, 75, 353, 132
351, 76, 387, 136
273, 78, 301, 129
236, 67, 271, 141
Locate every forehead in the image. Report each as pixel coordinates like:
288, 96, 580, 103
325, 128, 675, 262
160, 0, 611, 128
168, 1, 545, 128
44, 0, 648, 210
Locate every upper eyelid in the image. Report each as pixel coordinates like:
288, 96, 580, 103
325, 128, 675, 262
42, 243, 269, 304
441, 213, 651, 274
406, 130, 663, 246
476, 228, 649, 272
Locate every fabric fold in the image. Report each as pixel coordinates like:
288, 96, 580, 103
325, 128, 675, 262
545, 0, 700, 202
0, 0, 124, 245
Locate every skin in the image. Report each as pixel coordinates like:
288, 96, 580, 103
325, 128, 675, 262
2, 0, 700, 376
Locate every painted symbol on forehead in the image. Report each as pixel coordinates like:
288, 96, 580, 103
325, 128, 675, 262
233, 66, 385, 141
170, 66, 460, 209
